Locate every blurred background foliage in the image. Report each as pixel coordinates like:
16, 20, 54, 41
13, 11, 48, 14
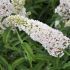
0, 0, 70, 70
26, 0, 59, 24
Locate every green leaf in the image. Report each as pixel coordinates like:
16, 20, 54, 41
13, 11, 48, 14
35, 53, 48, 61
22, 42, 34, 67
31, 61, 45, 70
16, 30, 34, 67
0, 56, 12, 70
2, 27, 11, 43
63, 61, 70, 69
17, 65, 30, 70
12, 57, 25, 70
0, 64, 4, 70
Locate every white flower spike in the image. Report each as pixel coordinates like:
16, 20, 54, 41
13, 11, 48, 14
0, 0, 26, 17
55, 0, 70, 20
0, 0, 14, 16
6, 15, 70, 57
11, 0, 26, 14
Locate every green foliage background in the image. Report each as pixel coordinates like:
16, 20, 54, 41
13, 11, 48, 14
0, 0, 70, 70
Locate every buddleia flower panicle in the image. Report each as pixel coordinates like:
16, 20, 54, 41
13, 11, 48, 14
55, 0, 70, 20
6, 15, 70, 57
0, 0, 27, 17
11, 0, 26, 16
0, 0, 27, 30
0, 0, 14, 17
